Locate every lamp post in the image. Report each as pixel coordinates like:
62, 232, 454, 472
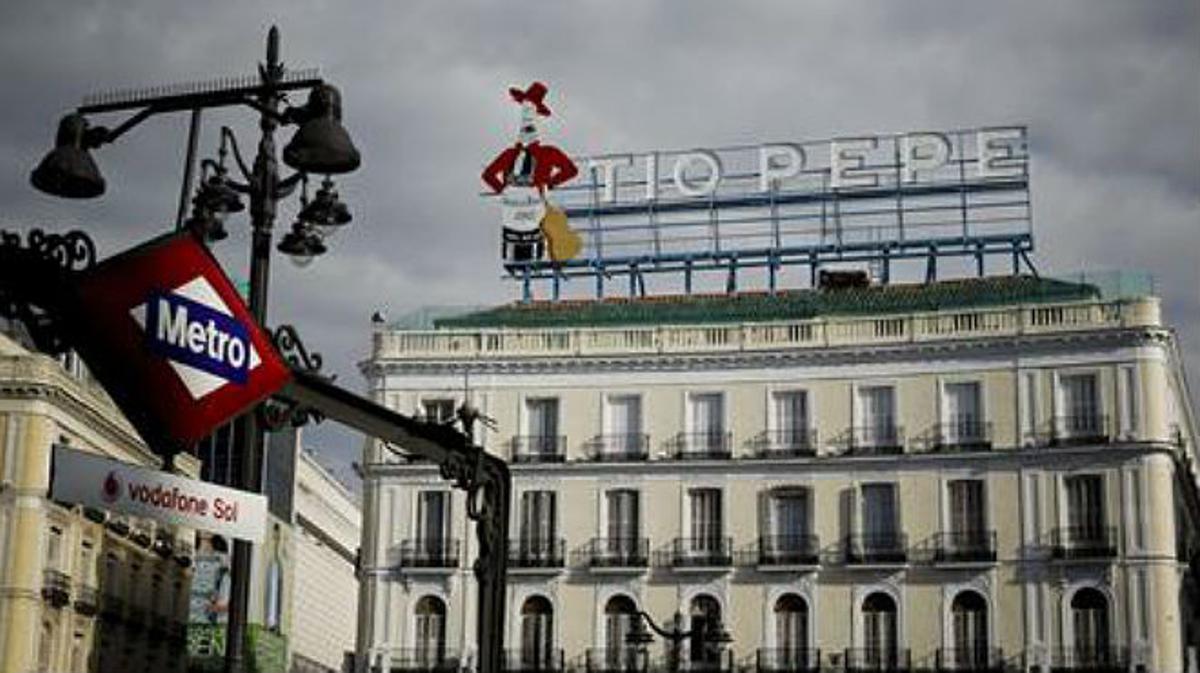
30, 27, 360, 673
626, 610, 733, 673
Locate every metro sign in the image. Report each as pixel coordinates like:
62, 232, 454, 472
71, 231, 291, 450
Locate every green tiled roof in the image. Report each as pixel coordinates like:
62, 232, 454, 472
434, 276, 1100, 330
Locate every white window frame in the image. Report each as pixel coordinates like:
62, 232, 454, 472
937, 377, 988, 446
411, 489, 453, 542
602, 393, 645, 455
851, 381, 901, 449
683, 390, 729, 449
766, 386, 813, 439
1052, 368, 1107, 440
1117, 365, 1141, 440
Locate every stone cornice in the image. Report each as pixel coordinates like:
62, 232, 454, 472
367, 326, 1171, 378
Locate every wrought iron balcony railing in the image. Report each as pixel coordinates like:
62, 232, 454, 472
676, 649, 736, 672
664, 537, 734, 568
73, 584, 99, 616
511, 435, 567, 463
847, 425, 905, 455
755, 429, 819, 458
41, 569, 71, 608
1049, 526, 1118, 560
508, 538, 565, 569
585, 648, 645, 673
844, 533, 908, 565
388, 648, 461, 673
671, 432, 733, 460
588, 434, 650, 461
931, 421, 993, 452
935, 647, 1004, 672
503, 648, 565, 673
844, 648, 911, 672
1046, 414, 1111, 447
757, 648, 821, 673
933, 531, 997, 564
1049, 646, 1128, 672
392, 538, 462, 569
754, 534, 821, 566
573, 537, 650, 569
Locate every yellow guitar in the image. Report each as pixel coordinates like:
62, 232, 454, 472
538, 196, 582, 262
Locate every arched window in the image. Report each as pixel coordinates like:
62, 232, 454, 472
520, 596, 554, 668
1070, 589, 1110, 665
414, 596, 447, 664
950, 591, 989, 670
689, 595, 722, 667
604, 595, 638, 666
774, 594, 810, 664
862, 593, 898, 668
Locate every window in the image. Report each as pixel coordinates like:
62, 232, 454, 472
689, 595, 722, 666
414, 596, 447, 663
604, 596, 639, 667
861, 483, 899, 549
417, 491, 450, 559
605, 490, 639, 560
773, 391, 810, 450
857, 386, 897, 449
689, 488, 723, 554
1060, 373, 1102, 439
948, 480, 986, 541
519, 491, 557, 557
774, 594, 809, 656
520, 596, 554, 667
1070, 589, 1110, 664
45, 526, 63, 570
1119, 367, 1139, 438
862, 593, 899, 668
689, 393, 726, 452
943, 382, 984, 445
526, 398, 560, 455
769, 488, 811, 555
1065, 475, 1105, 543
950, 592, 989, 669
78, 543, 94, 588
422, 398, 456, 424
606, 395, 643, 455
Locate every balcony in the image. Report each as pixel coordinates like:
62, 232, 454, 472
1049, 526, 1118, 560
846, 426, 905, 456
508, 538, 566, 571
754, 429, 819, 458
512, 435, 567, 463
392, 538, 461, 570
573, 537, 650, 571
932, 531, 997, 564
1046, 415, 1111, 447
588, 434, 650, 462
586, 648, 645, 673
757, 648, 821, 673
664, 537, 734, 569
388, 649, 461, 673
41, 569, 71, 608
936, 648, 1003, 672
1049, 647, 1128, 673
931, 421, 992, 452
844, 533, 908, 565
671, 432, 733, 460
73, 584, 100, 617
677, 650, 736, 672
753, 535, 821, 568
844, 648, 911, 673
503, 649, 565, 673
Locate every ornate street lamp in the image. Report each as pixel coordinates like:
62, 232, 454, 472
29, 27, 358, 673
626, 610, 733, 673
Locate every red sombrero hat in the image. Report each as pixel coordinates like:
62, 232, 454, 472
509, 82, 552, 117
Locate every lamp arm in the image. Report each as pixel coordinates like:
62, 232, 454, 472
84, 106, 161, 147
636, 610, 689, 640
219, 127, 254, 182
276, 171, 306, 196
236, 95, 296, 126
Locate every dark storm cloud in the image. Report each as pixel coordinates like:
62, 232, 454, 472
2, 1, 1197, 484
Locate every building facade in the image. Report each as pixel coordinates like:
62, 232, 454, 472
0, 332, 197, 673
355, 277, 1200, 673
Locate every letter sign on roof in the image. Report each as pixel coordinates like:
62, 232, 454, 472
70, 231, 292, 452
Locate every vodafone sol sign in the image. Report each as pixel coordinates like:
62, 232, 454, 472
51, 445, 267, 542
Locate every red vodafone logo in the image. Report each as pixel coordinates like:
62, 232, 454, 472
101, 471, 120, 504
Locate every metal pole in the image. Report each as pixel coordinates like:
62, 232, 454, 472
224, 25, 283, 673
175, 109, 202, 230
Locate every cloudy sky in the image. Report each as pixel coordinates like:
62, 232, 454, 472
2, 1, 1196, 488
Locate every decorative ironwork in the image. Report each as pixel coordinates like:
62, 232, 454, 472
262, 324, 329, 430
0, 228, 96, 355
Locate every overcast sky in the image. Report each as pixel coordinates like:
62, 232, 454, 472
2, 1, 1197, 489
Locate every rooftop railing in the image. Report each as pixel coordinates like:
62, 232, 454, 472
373, 299, 1154, 361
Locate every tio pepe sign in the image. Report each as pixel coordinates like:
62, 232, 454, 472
51, 445, 267, 542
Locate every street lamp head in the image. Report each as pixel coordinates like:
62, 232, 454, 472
283, 84, 361, 175
299, 176, 352, 234
30, 113, 106, 199
198, 174, 245, 217
277, 221, 327, 267
625, 618, 655, 646
704, 618, 733, 645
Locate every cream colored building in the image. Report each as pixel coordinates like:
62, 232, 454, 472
354, 276, 1200, 673
0, 331, 197, 673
